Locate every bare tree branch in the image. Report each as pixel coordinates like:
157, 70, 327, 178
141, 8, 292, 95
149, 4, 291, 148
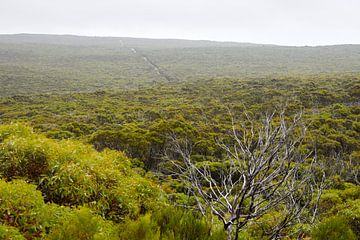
165, 111, 323, 240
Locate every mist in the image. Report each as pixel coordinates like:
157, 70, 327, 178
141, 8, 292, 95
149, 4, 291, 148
1, 0, 360, 46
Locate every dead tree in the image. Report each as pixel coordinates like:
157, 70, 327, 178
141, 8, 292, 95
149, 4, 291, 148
166, 111, 323, 240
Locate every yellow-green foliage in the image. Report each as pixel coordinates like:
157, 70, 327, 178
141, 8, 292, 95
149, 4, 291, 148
311, 216, 357, 240
319, 182, 360, 214
0, 124, 163, 222
0, 224, 26, 240
0, 179, 121, 239
0, 179, 46, 239
46, 207, 118, 240
118, 214, 159, 240
0, 123, 34, 141
118, 206, 226, 240
337, 199, 360, 237
245, 211, 285, 240
314, 184, 360, 239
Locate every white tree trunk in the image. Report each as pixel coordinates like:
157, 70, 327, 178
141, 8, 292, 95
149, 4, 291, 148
227, 224, 233, 240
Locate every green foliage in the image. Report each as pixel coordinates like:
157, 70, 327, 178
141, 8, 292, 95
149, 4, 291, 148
0, 124, 163, 222
0, 225, 25, 240
118, 214, 159, 240
0, 179, 45, 238
319, 183, 360, 215
0, 135, 50, 180
311, 216, 357, 240
319, 192, 343, 213
0, 124, 33, 142
0, 179, 121, 240
61, 122, 94, 137
118, 206, 226, 240
46, 130, 74, 140
245, 211, 284, 239
46, 207, 118, 240
314, 185, 360, 239
338, 199, 360, 238
1, 73, 360, 177
90, 124, 150, 161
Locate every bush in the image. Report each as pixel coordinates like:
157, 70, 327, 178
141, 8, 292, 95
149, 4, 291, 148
0, 225, 25, 240
46, 207, 118, 240
338, 183, 360, 200
118, 214, 159, 240
246, 211, 284, 239
0, 136, 50, 180
0, 124, 33, 143
311, 216, 356, 240
0, 180, 119, 240
119, 206, 226, 240
0, 179, 46, 239
0, 124, 163, 221
153, 207, 214, 240
318, 191, 342, 214
338, 199, 360, 237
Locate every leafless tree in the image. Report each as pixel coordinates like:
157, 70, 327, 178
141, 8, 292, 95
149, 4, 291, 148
165, 111, 324, 240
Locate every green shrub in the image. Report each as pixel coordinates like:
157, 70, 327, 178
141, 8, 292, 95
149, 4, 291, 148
0, 224, 25, 240
155, 207, 226, 240
46, 130, 74, 139
319, 191, 342, 213
118, 214, 159, 240
246, 211, 283, 239
119, 206, 226, 240
0, 124, 163, 222
0, 179, 46, 239
0, 136, 50, 180
319, 183, 360, 215
311, 216, 356, 240
338, 199, 360, 238
46, 207, 118, 240
153, 206, 216, 239
0, 124, 33, 143
338, 183, 360, 200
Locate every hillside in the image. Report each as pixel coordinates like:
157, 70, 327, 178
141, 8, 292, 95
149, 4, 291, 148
1, 34, 360, 95
1, 33, 360, 239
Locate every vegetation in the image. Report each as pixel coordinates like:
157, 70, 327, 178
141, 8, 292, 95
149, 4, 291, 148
167, 112, 325, 240
1, 34, 360, 95
0, 34, 359, 239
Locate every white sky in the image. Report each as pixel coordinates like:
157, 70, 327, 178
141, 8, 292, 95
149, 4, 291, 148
1, 0, 359, 46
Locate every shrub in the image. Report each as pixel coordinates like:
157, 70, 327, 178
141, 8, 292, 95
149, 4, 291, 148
319, 191, 342, 214
46, 207, 118, 240
0, 124, 163, 222
0, 124, 33, 143
338, 183, 360, 200
118, 214, 159, 240
46, 130, 74, 139
311, 216, 356, 240
246, 211, 283, 239
152, 207, 216, 239
0, 179, 46, 239
0, 136, 50, 180
0, 225, 25, 240
118, 206, 226, 240
338, 199, 360, 237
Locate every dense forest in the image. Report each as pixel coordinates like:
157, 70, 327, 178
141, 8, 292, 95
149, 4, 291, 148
0, 34, 359, 239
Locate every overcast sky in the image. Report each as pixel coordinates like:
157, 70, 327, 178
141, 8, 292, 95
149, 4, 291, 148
1, 0, 359, 46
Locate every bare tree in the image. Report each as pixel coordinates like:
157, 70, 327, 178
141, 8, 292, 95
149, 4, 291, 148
166, 111, 323, 240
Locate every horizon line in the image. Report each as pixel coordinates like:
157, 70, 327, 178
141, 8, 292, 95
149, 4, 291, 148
1, 32, 360, 48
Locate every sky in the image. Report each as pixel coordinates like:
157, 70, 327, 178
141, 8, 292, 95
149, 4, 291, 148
1, 0, 360, 46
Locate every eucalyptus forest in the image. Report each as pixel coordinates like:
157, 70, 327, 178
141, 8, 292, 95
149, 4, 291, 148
0, 34, 359, 240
